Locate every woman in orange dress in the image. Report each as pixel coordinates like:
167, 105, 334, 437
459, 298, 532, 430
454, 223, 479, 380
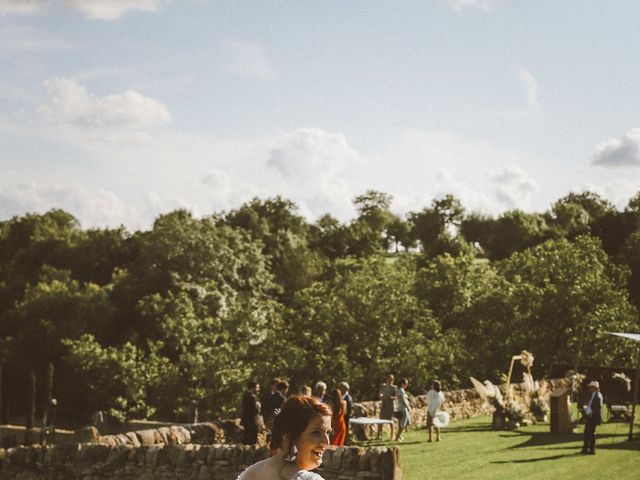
330, 388, 347, 446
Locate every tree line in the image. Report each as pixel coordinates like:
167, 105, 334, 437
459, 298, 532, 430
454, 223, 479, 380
1, 191, 639, 424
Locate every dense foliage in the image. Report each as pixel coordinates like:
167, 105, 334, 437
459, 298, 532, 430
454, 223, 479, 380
1, 191, 639, 423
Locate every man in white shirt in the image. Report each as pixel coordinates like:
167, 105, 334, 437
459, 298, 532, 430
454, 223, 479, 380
426, 380, 445, 442
581, 380, 603, 455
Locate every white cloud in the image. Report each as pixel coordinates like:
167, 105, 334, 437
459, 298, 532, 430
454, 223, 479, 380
0, 0, 45, 15
0, 182, 213, 229
268, 128, 358, 184
448, 0, 502, 11
0, 182, 139, 228
0, 82, 31, 101
489, 164, 539, 209
41, 78, 170, 129
226, 41, 277, 81
516, 67, 540, 108
200, 170, 239, 211
61, 0, 163, 20
574, 180, 640, 211
267, 128, 362, 219
0, 26, 71, 54
591, 128, 640, 168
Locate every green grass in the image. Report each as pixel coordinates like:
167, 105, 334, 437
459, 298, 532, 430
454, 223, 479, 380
354, 411, 640, 480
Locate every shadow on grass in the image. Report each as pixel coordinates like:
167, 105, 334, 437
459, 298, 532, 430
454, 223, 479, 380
446, 425, 495, 434
491, 453, 578, 464
597, 439, 640, 452
500, 430, 633, 450
351, 440, 422, 447
499, 431, 582, 449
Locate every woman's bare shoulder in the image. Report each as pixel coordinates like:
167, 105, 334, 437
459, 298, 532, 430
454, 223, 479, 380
236, 458, 275, 480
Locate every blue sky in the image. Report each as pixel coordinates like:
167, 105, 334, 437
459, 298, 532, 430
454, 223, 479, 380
2, 0, 640, 229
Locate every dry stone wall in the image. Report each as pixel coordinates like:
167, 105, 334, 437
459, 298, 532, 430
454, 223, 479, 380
0, 443, 401, 480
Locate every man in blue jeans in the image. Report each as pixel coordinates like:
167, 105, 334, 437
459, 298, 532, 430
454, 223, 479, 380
581, 380, 603, 455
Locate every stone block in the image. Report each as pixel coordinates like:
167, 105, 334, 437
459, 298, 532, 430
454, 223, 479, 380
358, 449, 372, 471
135, 429, 158, 446
99, 435, 118, 447
190, 423, 223, 445
171, 425, 192, 445
7, 446, 27, 466
378, 448, 401, 480
322, 447, 333, 467
74, 426, 100, 444
341, 447, 363, 470
115, 433, 133, 445
330, 448, 344, 469
145, 445, 161, 467
156, 427, 171, 445
106, 445, 131, 469
76, 443, 111, 464
164, 445, 182, 466
125, 431, 141, 447
198, 465, 211, 479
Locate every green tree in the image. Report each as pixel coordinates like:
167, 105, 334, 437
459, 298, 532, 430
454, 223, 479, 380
545, 201, 591, 239
497, 236, 638, 373
63, 334, 169, 423
386, 214, 414, 253
415, 253, 495, 331
409, 195, 466, 256
265, 257, 465, 396
111, 209, 277, 342
460, 213, 495, 255
224, 197, 323, 302
487, 210, 549, 260
308, 214, 351, 259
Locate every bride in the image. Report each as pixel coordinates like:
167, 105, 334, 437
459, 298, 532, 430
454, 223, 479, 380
237, 394, 333, 480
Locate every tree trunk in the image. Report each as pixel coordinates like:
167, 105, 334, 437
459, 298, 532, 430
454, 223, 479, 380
24, 371, 36, 445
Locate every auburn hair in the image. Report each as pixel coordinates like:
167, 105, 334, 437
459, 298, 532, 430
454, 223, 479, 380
269, 394, 332, 450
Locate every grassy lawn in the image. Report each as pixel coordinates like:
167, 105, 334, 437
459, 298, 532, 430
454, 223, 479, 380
355, 410, 640, 480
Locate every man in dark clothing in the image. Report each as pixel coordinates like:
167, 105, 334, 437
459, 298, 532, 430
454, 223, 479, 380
339, 381, 353, 444
581, 380, 603, 454
241, 381, 261, 445
272, 380, 289, 412
262, 377, 281, 425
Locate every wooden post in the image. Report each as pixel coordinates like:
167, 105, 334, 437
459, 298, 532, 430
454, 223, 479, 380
505, 355, 522, 401
628, 346, 640, 442
0, 364, 3, 425
40, 363, 54, 446
574, 317, 588, 372
24, 371, 36, 445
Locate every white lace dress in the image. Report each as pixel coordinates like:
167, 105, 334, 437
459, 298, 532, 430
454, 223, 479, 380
290, 472, 324, 480
236, 456, 325, 480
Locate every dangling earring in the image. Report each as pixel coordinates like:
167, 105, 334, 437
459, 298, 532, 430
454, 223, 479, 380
285, 443, 297, 463
280, 443, 297, 479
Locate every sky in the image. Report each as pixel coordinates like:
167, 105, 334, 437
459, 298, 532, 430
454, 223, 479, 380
2, 0, 640, 230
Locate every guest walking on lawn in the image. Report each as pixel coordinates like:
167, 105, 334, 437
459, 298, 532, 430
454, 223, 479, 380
395, 378, 411, 441
426, 380, 445, 442
377, 374, 397, 441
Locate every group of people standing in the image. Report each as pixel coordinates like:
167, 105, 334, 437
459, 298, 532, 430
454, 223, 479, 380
242, 374, 447, 449
378, 374, 446, 442
241, 378, 353, 447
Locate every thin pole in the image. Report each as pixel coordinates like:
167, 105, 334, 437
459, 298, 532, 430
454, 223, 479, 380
574, 317, 588, 372
628, 345, 640, 442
